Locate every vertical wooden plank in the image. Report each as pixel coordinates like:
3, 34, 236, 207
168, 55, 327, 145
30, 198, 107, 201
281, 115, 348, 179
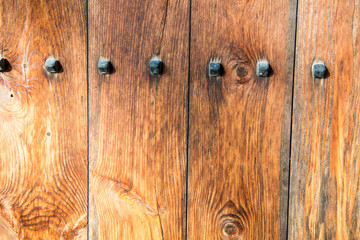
88, 0, 189, 239
289, 0, 360, 238
0, 1, 87, 239
188, 0, 297, 239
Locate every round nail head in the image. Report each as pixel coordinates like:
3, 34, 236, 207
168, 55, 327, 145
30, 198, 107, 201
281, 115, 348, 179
45, 58, 61, 73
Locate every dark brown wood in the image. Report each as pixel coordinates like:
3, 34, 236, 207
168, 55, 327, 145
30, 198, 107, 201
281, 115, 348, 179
289, 0, 360, 238
88, 0, 189, 239
187, 0, 297, 238
0, 0, 87, 239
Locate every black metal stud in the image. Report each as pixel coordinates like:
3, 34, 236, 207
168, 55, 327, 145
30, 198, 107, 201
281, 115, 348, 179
208, 62, 223, 77
149, 57, 163, 75
0, 58, 11, 72
45, 57, 61, 73
256, 60, 270, 77
98, 59, 112, 75
312, 60, 327, 79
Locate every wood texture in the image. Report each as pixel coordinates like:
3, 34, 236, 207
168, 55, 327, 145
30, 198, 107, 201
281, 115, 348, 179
187, 0, 297, 239
2, 1, 360, 239
88, 0, 189, 239
0, 0, 87, 239
289, 0, 360, 238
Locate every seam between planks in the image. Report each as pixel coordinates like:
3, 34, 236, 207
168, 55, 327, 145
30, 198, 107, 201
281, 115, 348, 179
185, 0, 192, 238
86, 0, 90, 238
286, 0, 300, 239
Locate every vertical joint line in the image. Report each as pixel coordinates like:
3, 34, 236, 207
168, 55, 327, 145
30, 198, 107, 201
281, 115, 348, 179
86, 0, 90, 238
185, 0, 192, 239
286, 0, 300, 239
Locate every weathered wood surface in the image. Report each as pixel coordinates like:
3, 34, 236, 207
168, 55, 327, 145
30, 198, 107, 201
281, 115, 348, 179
289, 0, 360, 238
88, 0, 189, 239
1, 0, 360, 239
0, 0, 87, 239
187, 0, 297, 239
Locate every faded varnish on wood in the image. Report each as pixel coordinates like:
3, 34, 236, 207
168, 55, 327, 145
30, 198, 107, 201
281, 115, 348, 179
0, 0, 87, 239
88, 0, 189, 239
289, 0, 360, 238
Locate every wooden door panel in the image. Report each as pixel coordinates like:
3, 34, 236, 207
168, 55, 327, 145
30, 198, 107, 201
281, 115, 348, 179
0, 1, 87, 239
88, 0, 189, 239
188, 0, 297, 239
289, 0, 360, 238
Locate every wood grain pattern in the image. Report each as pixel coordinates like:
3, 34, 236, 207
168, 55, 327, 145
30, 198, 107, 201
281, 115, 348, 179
289, 0, 360, 238
187, 0, 297, 239
0, 0, 87, 239
88, 0, 189, 239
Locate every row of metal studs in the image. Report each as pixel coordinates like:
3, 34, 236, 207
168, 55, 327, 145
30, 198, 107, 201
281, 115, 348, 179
0, 57, 328, 79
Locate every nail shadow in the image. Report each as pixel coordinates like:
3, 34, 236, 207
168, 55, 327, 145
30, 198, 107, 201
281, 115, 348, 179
108, 62, 116, 74
267, 65, 274, 77
324, 68, 330, 79
57, 62, 64, 73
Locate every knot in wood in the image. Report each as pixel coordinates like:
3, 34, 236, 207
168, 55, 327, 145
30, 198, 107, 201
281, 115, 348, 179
216, 201, 248, 240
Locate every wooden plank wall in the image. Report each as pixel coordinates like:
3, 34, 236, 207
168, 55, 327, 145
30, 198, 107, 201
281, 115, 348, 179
289, 0, 360, 238
188, 0, 297, 239
0, 0, 87, 239
0, 0, 360, 239
88, 0, 189, 239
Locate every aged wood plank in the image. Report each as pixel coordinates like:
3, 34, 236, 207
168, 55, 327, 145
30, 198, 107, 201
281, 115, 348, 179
0, 0, 87, 239
289, 0, 360, 238
88, 0, 189, 239
187, 0, 297, 238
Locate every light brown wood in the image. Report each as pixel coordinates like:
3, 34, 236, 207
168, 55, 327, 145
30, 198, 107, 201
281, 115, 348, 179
0, 0, 87, 239
88, 0, 189, 239
289, 0, 360, 238
187, 0, 297, 238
